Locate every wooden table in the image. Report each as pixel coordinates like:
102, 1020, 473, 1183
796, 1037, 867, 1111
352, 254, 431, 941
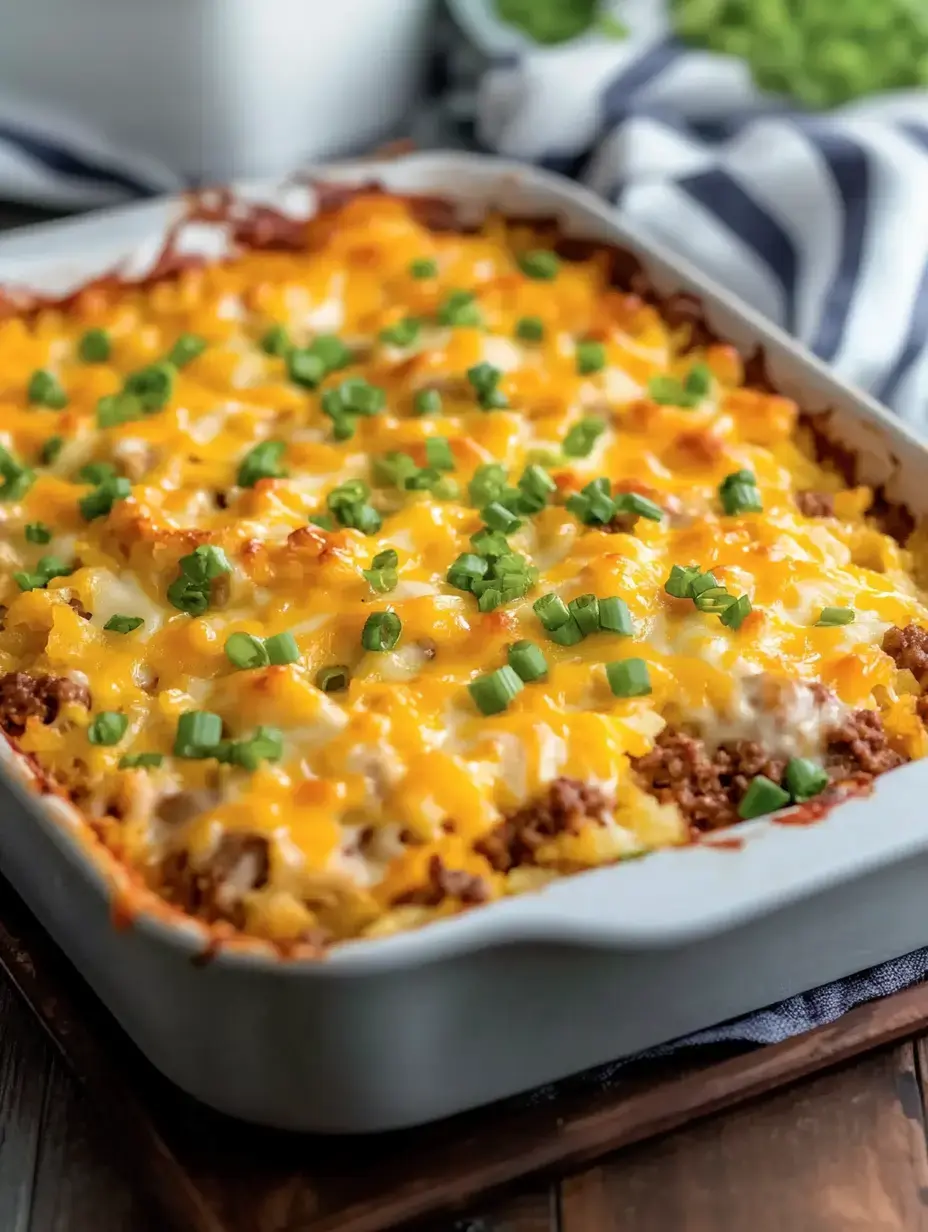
3, 965, 928, 1232
1, 201, 926, 1232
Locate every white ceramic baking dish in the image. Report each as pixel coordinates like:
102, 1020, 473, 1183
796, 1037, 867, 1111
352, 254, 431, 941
1, 152, 928, 1134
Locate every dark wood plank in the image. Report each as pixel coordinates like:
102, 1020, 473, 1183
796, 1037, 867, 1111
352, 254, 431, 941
427, 1189, 559, 1232
29, 1057, 148, 1232
0, 978, 49, 1232
560, 1044, 928, 1232
5, 861, 928, 1232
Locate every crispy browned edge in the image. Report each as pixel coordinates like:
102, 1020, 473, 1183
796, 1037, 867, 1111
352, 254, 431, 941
0, 180, 912, 962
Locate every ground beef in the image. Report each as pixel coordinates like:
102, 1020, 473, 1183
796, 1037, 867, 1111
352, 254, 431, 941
159, 833, 270, 929
0, 671, 91, 735
396, 854, 490, 907
476, 777, 613, 873
882, 624, 928, 683
631, 728, 787, 833
795, 490, 835, 518
825, 709, 906, 779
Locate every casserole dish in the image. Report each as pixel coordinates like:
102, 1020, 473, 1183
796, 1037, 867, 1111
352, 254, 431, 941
2, 153, 928, 1132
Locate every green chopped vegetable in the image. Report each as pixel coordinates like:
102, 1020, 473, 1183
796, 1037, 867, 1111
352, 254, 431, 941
815, 606, 856, 627
409, 257, 438, 279
516, 316, 545, 342
413, 388, 442, 416
315, 665, 350, 692
738, 774, 791, 820
119, 752, 164, 769
260, 323, 290, 356
576, 340, 606, 375
379, 317, 421, 348
468, 665, 524, 715
104, 614, 144, 634
225, 632, 270, 670
79, 474, 131, 521
508, 640, 548, 682
237, 440, 287, 488
518, 249, 560, 280
167, 333, 207, 368
174, 710, 223, 758
25, 522, 51, 545
605, 658, 652, 698
28, 369, 67, 409
88, 711, 129, 747
167, 545, 232, 615
784, 757, 829, 804
361, 610, 402, 652
78, 328, 111, 364
437, 289, 483, 329
125, 362, 174, 411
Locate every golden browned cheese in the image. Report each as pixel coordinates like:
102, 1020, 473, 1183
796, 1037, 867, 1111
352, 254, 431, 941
0, 192, 926, 949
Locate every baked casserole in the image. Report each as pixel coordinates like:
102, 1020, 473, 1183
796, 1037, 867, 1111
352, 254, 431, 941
0, 187, 926, 953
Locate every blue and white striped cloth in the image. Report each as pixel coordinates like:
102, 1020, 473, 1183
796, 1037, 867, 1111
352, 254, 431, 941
472, 30, 928, 427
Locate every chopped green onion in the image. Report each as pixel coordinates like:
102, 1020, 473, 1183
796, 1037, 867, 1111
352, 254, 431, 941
815, 606, 855, 627
339, 502, 382, 534
576, 340, 606, 375
25, 522, 51, 545
174, 710, 223, 758
328, 377, 386, 418
237, 440, 287, 488
225, 632, 270, 670
0, 445, 34, 501
689, 572, 720, 599
88, 712, 128, 746
328, 477, 369, 508
516, 316, 545, 342
469, 463, 507, 507
309, 513, 335, 530
413, 388, 442, 416
468, 665, 524, 715
119, 752, 163, 769
566, 478, 616, 525
684, 362, 713, 398
481, 501, 522, 535
379, 317, 421, 348
447, 553, 489, 592
784, 757, 829, 804
363, 548, 399, 594
425, 437, 455, 472
694, 588, 737, 615
78, 328, 111, 364
316, 665, 350, 693
508, 640, 548, 682
738, 775, 790, 820
409, 257, 438, 279
79, 474, 131, 521
719, 469, 763, 516
432, 476, 459, 501
563, 417, 606, 458
28, 369, 67, 409
648, 375, 689, 406
467, 361, 508, 410
167, 333, 207, 368
104, 614, 144, 634
97, 392, 143, 428
218, 726, 284, 772
720, 594, 753, 629
518, 464, 556, 504
77, 461, 117, 485
534, 592, 571, 631
605, 658, 652, 697
361, 610, 402, 652
373, 452, 418, 488
599, 596, 634, 636
310, 334, 353, 373
287, 349, 326, 389
612, 491, 663, 522
568, 593, 600, 636
264, 631, 300, 665
125, 362, 174, 411
437, 289, 483, 328
470, 527, 510, 557
40, 436, 64, 465
260, 324, 290, 356
549, 616, 584, 645
167, 545, 232, 615
13, 555, 72, 592
518, 249, 560, 280
664, 564, 703, 599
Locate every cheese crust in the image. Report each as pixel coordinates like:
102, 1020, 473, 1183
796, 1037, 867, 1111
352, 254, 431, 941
0, 188, 925, 953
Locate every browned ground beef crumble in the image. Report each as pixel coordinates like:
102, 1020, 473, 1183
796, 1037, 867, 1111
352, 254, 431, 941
476, 777, 614, 872
881, 623, 928, 683
0, 671, 91, 735
795, 490, 835, 518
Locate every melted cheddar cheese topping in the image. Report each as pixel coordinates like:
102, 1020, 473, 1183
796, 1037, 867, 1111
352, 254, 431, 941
0, 191, 926, 950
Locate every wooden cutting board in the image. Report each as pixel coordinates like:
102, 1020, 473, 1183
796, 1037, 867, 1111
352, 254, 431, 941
0, 873, 926, 1232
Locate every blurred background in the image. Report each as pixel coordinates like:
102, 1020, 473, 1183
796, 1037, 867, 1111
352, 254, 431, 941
1, 0, 928, 420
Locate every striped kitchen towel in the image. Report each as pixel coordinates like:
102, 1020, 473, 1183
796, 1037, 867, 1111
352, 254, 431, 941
458, 5, 928, 427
